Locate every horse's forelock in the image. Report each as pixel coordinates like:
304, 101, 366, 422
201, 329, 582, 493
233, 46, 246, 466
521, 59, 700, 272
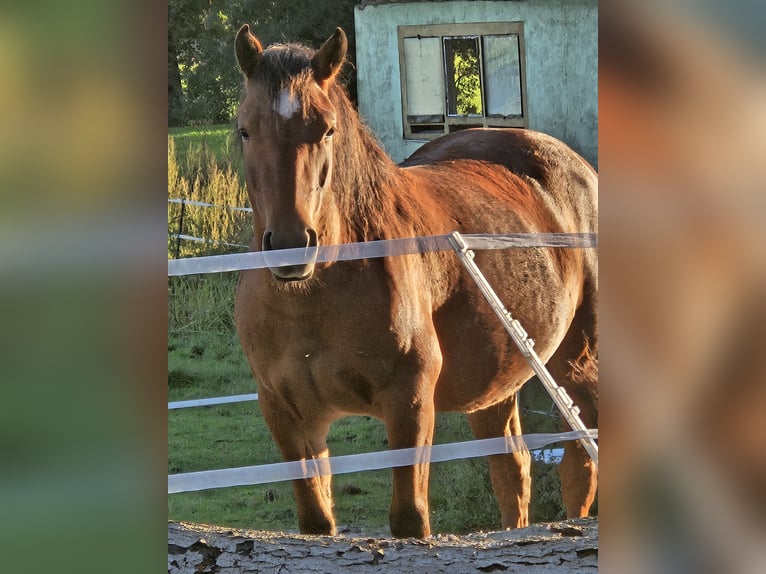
246, 44, 324, 122
256, 44, 312, 93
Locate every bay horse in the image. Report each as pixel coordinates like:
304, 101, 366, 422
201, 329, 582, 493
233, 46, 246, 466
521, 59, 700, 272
233, 25, 598, 538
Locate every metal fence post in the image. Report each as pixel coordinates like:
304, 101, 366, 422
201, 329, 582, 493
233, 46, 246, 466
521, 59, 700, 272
174, 198, 186, 260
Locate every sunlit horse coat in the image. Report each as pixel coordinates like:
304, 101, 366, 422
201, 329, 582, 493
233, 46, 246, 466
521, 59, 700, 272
233, 26, 598, 538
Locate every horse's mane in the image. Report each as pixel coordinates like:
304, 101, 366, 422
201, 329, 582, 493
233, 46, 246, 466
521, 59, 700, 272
327, 79, 404, 241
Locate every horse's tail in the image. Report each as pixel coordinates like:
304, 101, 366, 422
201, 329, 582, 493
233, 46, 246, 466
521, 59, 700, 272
568, 336, 598, 387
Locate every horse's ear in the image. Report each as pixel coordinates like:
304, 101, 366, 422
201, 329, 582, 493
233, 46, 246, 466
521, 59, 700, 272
311, 27, 347, 89
235, 24, 263, 77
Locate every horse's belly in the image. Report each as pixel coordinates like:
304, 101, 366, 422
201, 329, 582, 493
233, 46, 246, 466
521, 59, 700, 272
432, 325, 553, 413
432, 277, 576, 413
432, 322, 533, 412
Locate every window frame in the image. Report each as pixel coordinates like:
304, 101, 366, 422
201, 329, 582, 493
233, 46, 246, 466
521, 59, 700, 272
398, 22, 528, 140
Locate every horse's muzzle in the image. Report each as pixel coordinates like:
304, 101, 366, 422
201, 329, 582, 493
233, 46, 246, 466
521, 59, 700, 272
262, 229, 319, 281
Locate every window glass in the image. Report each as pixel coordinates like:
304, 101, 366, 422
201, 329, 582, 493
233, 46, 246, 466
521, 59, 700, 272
483, 34, 522, 117
403, 36, 444, 120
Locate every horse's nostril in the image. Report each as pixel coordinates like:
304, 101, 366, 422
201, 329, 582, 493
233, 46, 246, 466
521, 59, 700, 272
307, 228, 318, 248
262, 231, 274, 251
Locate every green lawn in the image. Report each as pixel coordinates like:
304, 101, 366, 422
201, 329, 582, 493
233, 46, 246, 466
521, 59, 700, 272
168, 123, 242, 184
168, 124, 235, 164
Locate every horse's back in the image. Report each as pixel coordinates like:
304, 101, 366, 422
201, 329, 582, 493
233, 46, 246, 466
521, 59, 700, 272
401, 128, 597, 234
401, 128, 596, 183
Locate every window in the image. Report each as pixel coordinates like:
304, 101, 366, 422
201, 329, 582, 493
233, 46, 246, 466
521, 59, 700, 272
398, 22, 527, 139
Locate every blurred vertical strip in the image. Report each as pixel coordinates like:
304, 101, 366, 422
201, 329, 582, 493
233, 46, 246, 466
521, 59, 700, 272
0, 0, 167, 572
599, 1, 766, 573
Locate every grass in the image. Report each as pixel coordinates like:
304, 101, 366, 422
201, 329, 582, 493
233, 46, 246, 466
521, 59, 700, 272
167, 125, 571, 535
168, 123, 237, 177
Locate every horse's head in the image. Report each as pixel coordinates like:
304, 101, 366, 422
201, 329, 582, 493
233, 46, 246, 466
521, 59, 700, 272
235, 25, 347, 282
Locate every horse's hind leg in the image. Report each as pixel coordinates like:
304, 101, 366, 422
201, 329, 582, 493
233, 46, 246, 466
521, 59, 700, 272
467, 394, 531, 528
557, 386, 597, 517
547, 287, 598, 518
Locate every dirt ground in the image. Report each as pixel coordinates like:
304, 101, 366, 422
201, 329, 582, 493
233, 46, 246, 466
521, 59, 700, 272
168, 517, 597, 573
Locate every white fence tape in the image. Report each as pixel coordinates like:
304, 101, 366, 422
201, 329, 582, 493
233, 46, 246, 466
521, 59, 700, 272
168, 429, 596, 494
168, 393, 259, 410
168, 198, 253, 212
168, 232, 597, 276
168, 233, 249, 249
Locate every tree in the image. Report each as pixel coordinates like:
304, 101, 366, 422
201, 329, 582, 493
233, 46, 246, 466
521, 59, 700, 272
168, 26, 184, 126
446, 37, 483, 116
168, 0, 360, 126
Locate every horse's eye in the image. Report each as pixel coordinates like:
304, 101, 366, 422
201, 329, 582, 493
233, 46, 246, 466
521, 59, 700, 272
324, 127, 335, 140
239, 127, 250, 141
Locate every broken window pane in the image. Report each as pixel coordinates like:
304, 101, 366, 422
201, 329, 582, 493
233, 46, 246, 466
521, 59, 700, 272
444, 36, 483, 116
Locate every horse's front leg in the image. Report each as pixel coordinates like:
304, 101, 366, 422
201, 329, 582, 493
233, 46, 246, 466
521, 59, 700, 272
258, 390, 335, 535
384, 397, 436, 538
381, 346, 441, 538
